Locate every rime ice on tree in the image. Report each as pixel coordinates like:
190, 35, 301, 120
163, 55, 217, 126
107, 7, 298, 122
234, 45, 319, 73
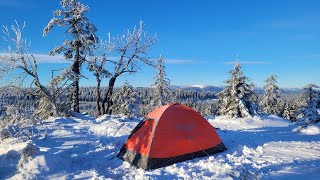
217, 61, 257, 118
152, 55, 171, 107
100, 21, 157, 115
112, 81, 137, 118
297, 84, 320, 125
0, 22, 71, 118
43, 0, 98, 113
260, 75, 284, 115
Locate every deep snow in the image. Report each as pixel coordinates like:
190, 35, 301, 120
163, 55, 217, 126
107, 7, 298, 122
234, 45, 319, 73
0, 114, 320, 179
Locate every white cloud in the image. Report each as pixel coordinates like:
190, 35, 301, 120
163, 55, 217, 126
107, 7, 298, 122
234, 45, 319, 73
0, 53, 216, 65
0, 53, 71, 64
33, 54, 71, 64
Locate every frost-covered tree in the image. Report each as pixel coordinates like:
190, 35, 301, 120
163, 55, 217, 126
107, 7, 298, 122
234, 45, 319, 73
217, 62, 257, 118
112, 81, 137, 118
282, 99, 298, 121
152, 55, 171, 107
43, 0, 98, 113
260, 75, 284, 115
101, 21, 157, 115
5, 105, 20, 120
87, 39, 112, 116
0, 22, 71, 117
297, 84, 320, 125
139, 102, 154, 116
33, 97, 54, 119
187, 101, 215, 116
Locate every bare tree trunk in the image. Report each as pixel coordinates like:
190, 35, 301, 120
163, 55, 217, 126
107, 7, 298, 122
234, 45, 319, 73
71, 61, 80, 113
71, 42, 81, 113
96, 75, 102, 116
102, 76, 117, 115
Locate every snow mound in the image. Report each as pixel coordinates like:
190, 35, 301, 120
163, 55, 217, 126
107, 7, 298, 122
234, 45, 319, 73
226, 141, 320, 179
294, 124, 320, 135
228, 142, 320, 169
20, 142, 39, 160
209, 115, 290, 131
0, 140, 40, 179
90, 115, 139, 137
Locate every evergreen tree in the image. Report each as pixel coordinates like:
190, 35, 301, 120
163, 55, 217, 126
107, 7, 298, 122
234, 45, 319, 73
112, 81, 137, 118
152, 55, 171, 107
217, 62, 257, 118
33, 97, 54, 119
260, 75, 284, 115
139, 102, 153, 116
282, 99, 298, 121
43, 0, 98, 113
297, 84, 320, 125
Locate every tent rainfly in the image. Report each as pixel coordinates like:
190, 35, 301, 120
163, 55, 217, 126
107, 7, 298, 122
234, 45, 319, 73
117, 103, 227, 169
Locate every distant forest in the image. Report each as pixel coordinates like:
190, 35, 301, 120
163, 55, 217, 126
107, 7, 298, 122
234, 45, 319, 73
0, 85, 304, 121
0, 86, 216, 116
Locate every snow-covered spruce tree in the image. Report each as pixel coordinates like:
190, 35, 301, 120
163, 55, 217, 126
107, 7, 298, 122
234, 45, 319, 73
297, 84, 320, 125
139, 103, 153, 116
43, 0, 98, 113
33, 97, 54, 119
282, 99, 298, 121
260, 75, 284, 115
151, 55, 171, 107
101, 21, 157, 115
217, 62, 257, 118
112, 81, 137, 118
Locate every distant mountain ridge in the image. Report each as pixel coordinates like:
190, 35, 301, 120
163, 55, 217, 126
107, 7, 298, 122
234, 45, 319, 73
171, 85, 223, 93
171, 85, 302, 94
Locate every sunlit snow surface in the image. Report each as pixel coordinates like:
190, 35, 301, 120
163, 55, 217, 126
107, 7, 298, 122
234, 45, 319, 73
1, 114, 320, 179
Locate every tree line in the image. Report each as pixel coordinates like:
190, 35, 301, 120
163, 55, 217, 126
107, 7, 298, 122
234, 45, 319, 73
216, 62, 320, 125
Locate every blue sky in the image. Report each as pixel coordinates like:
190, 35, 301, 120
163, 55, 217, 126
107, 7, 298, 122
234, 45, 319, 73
0, 0, 319, 88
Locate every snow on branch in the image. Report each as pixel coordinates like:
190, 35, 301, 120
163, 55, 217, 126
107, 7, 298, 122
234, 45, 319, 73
1, 21, 72, 117
109, 20, 158, 76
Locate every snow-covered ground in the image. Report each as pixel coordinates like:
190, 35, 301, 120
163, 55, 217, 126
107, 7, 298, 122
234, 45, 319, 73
1, 114, 320, 179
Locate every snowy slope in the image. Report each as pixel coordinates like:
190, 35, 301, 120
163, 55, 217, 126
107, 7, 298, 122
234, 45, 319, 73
0, 114, 320, 179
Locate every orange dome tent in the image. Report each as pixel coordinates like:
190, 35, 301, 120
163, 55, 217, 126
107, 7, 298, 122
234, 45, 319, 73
117, 103, 227, 169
